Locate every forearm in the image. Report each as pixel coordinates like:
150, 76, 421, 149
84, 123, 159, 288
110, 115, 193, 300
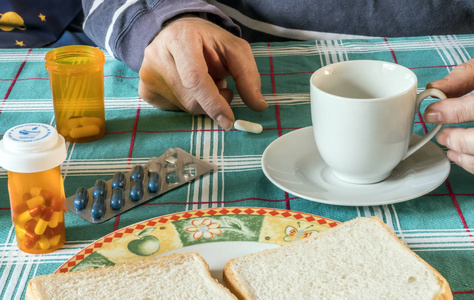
82, 0, 240, 72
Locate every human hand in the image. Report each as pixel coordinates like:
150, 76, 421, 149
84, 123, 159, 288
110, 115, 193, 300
424, 59, 474, 173
138, 16, 267, 130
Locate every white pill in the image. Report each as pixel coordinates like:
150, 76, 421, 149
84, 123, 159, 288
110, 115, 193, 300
234, 120, 263, 134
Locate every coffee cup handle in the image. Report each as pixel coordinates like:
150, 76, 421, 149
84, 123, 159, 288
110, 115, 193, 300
403, 88, 447, 160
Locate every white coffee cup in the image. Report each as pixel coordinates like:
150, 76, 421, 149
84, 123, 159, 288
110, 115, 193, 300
310, 60, 446, 184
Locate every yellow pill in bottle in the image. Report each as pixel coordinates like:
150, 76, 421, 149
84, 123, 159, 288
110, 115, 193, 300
26, 196, 45, 208
35, 218, 50, 235
30, 187, 42, 197
58, 126, 70, 138
49, 211, 63, 228
69, 124, 101, 139
15, 225, 27, 240
49, 235, 61, 247
67, 117, 82, 130
80, 116, 104, 127
38, 236, 51, 250
0, 123, 67, 254
45, 46, 106, 143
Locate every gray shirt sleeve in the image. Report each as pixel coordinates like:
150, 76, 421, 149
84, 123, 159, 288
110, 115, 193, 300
82, 0, 241, 72
82, 0, 474, 72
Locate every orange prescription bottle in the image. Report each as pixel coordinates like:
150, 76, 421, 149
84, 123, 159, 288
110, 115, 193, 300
0, 123, 67, 254
45, 45, 106, 143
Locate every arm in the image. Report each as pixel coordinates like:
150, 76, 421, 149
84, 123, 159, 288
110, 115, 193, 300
424, 59, 474, 174
81, 0, 240, 72
82, 0, 267, 129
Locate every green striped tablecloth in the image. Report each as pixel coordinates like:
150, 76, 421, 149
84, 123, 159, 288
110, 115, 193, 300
1, 35, 473, 298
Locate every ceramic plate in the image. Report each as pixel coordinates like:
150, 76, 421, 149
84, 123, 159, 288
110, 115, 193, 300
56, 207, 339, 282
262, 127, 451, 206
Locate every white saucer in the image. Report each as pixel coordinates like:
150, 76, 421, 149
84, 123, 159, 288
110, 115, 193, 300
261, 127, 450, 206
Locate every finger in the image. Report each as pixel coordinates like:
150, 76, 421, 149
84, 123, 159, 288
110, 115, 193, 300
436, 127, 474, 155
215, 79, 227, 89
221, 40, 268, 112
150, 40, 211, 115
446, 150, 474, 174
219, 88, 234, 104
155, 54, 206, 115
423, 94, 474, 124
168, 38, 234, 130
204, 47, 230, 80
427, 59, 474, 98
138, 60, 184, 110
138, 81, 181, 111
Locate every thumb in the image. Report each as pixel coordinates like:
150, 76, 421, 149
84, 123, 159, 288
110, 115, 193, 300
427, 59, 474, 98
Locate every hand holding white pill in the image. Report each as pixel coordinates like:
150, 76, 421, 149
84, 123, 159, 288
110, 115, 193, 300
234, 120, 263, 134
138, 17, 268, 130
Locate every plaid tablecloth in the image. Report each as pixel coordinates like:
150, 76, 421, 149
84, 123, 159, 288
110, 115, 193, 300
1, 35, 474, 299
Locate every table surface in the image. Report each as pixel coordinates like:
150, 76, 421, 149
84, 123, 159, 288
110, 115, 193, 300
1, 35, 474, 299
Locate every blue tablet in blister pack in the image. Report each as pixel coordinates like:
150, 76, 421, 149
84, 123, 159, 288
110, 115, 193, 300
65, 148, 216, 223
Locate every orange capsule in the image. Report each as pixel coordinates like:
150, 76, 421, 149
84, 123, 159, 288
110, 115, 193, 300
41, 207, 54, 221
22, 192, 32, 201
30, 205, 44, 217
25, 231, 40, 241
24, 219, 38, 233
17, 205, 44, 224
40, 189, 54, 201
23, 238, 36, 249
35, 207, 53, 235
23, 231, 40, 249
12, 202, 29, 215
54, 223, 65, 236
43, 227, 55, 239
50, 197, 62, 212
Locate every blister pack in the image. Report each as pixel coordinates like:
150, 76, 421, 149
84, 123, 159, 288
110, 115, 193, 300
65, 148, 216, 223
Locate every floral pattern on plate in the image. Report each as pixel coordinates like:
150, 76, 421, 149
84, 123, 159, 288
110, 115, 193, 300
56, 207, 339, 273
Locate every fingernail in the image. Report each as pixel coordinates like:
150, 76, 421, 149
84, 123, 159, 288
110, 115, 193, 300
256, 89, 268, 109
216, 114, 234, 131
425, 112, 442, 123
447, 150, 461, 164
428, 78, 448, 87
259, 97, 268, 109
436, 131, 448, 146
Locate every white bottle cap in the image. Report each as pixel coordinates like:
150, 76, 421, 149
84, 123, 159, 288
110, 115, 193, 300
0, 123, 67, 173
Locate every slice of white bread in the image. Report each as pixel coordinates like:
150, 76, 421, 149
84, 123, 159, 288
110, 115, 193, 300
26, 252, 236, 300
224, 217, 452, 300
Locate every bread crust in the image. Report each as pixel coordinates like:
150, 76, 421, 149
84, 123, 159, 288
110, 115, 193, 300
25, 284, 38, 300
26, 252, 236, 300
223, 217, 453, 300
223, 264, 251, 300
369, 217, 452, 300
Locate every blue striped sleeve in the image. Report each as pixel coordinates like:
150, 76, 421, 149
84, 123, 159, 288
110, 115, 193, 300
82, 0, 240, 72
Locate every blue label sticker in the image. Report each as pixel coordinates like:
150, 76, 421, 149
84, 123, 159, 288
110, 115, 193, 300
8, 124, 51, 142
